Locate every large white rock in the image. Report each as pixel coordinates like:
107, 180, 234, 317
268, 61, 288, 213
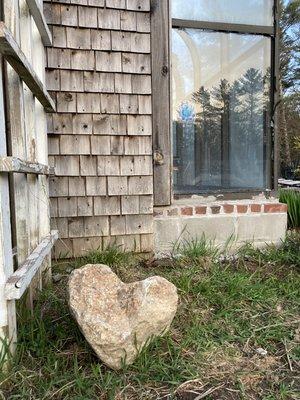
68, 264, 178, 370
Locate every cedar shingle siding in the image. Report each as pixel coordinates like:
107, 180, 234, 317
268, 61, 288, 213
45, 0, 154, 258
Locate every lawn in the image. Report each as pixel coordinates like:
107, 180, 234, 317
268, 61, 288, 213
1, 233, 299, 399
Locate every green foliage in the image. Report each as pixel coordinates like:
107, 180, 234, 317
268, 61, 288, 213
83, 244, 134, 267
172, 235, 220, 266
1, 234, 299, 399
279, 189, 300, 228
280, 0, 300, 93
53, 245, 135, 277
238, 232, 300, 267
282, 93, 300, 175
279, 1, 300, 174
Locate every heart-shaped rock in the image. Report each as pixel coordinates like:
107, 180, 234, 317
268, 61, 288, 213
68, 264, 178, 370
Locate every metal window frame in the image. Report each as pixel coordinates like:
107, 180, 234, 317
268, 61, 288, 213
172, 19, 275, 36
170, 0, 279, 195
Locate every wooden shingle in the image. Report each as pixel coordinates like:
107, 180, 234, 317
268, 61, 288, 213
94, 196, 120, 215
120, 11, 137, 31
60, 70, 84, 92
80, 155, 97, 176
96, 51, 122, 72
126, 0, 150, 12
98, 8, 120, 30
60, 135, 91, 155
61, 5, 78, 26
86, 176, 107, 196
78, 6, 98, 28
46, 0, 154, 258
97, 156, 120, 176
91, 30, 111, 50
66, 27, 91, 49
69, 177, 86, 196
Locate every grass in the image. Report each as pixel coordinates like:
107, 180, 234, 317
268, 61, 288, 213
0, 235, 300, 399
279, 189, 300, 229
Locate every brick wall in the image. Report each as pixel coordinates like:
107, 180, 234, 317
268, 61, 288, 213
44, 0, 154, 258
154, 202, 288, 217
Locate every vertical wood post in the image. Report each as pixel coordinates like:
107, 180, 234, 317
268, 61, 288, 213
0, 53, 17, 356
3, 0, 30, 270
151, 0, 172, 206
33, 0, 51, 289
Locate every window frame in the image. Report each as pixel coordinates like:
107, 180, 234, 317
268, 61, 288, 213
151, 0, 280, 206
172, 19, 275, 36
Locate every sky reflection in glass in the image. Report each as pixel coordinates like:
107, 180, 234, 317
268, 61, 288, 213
172, 0, 274, 26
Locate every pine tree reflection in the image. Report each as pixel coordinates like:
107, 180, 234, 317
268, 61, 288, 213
174, 68, 270, 192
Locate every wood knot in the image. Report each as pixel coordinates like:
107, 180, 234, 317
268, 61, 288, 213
161, 66, 168, 76
154, 150, 164, 166
64, 93, 73, 102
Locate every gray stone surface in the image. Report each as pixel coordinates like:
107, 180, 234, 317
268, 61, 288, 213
68, 264, 178, 370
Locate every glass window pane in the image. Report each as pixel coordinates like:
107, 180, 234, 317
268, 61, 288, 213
172, 0, 274, 26
172, 29, 271, 193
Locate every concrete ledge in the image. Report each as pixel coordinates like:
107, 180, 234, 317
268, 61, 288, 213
154, 200, 288, 256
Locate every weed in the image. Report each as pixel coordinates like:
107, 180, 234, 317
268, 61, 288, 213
172, 235, 220, 267
53, 245, 136, 279
237, 232, 300, 268
83, 244, 134, 268
279, 189, 300, 229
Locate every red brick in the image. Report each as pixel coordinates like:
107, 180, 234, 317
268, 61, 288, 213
195, 206, 207, 215
167, 208, 179, 216
211, 206, 221, 214
237, 205, 248, 214
250, 204, 261, 213
223, 204, 234, 214
181, 207, 193, 216
264, 203, 287, 213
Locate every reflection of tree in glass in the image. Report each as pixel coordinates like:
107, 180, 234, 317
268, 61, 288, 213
174, 68, 270, 189
190, 68, 270, 187
192, 68, 268, 140
234, 69, 265, 139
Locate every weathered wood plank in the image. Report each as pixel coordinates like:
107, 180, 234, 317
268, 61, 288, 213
0, 22, 55, 112
25, 0, 52, 46
0, 53, 17, 354
151, 0, 172, 205
5, 230, 59, 300
3, 0, 30, 322
17, 0, 37, 309
35, 104, 52, 285
0, 156, 55, 175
